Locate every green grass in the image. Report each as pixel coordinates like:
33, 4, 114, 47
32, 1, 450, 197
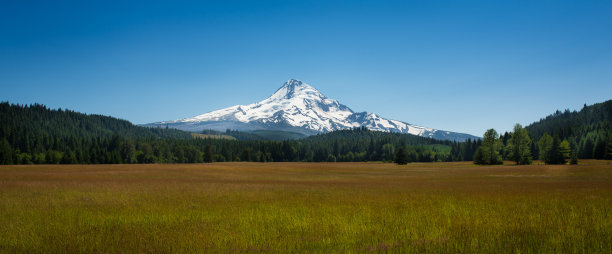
1, 161, 611, 253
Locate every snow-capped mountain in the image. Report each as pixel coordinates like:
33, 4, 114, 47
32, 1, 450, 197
147, 79, 479, 141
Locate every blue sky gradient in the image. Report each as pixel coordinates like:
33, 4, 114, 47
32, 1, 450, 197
1, 1, 611, 135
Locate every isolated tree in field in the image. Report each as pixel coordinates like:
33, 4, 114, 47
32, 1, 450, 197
538, 133, 553, 162
395, 147, 408, 165
506, 124, 532, 165
474, 129, 502, 165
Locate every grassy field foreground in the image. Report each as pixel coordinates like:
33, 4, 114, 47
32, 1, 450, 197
1, 161, 611, 253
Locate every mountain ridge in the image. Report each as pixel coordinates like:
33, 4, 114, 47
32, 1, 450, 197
147, 79, 479, 141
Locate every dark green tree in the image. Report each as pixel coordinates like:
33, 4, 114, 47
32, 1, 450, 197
381, 143, 395, 162
120, 139, 135, 164
473, 147, 485, 165
241, 148, 252, 162
0, 138, 13, 165
394, 147, 408, 165
593, 137, 607, 159
137, 143, 155, 163
203, 145, 213, 163
545, 135, 566, 164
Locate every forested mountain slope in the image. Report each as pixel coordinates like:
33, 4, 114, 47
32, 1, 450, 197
0, 102, 191, 140
525, 100, 611, 159
0, 102, 463, 164
0, 102, 191, 164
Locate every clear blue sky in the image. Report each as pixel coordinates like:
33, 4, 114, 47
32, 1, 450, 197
1, 1, 611, 136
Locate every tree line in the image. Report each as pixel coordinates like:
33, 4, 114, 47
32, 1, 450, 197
1, 101, 611, 165
1, 127, 460, 165
472, 123, 607, 165
1, 102, 464, 164
524, 100, 612, 160
472, 100, 612, 165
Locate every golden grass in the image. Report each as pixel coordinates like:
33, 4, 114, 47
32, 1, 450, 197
1, 161, 611, 253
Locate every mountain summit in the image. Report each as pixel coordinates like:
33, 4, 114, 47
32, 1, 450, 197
148, 79, 478, 141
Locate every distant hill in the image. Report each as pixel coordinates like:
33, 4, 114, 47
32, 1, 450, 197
525, 100, 611, 159
0, 102, 191, 140
0, 102, 195, 164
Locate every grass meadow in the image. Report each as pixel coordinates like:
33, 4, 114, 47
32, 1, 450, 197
1, 161, 611, 253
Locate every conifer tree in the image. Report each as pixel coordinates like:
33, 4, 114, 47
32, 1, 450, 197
394, 147, 408, 165
593, 137, 607, 159
204, 145, 213, 163
545, 135, 566, 164
0, 139, 13, 165
382, 143, 395, 162
120, 139, 135, 164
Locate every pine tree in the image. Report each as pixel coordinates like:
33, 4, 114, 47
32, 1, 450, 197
204, 145, 213, 163
545, 135, 566, 164
120, 139, 135, 164
394, 147, 408, 165
0, 138, 13, 165
593, 137, 607, 159
381, 143, 395, 162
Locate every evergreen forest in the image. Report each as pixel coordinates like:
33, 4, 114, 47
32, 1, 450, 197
1, 100, 610, 165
